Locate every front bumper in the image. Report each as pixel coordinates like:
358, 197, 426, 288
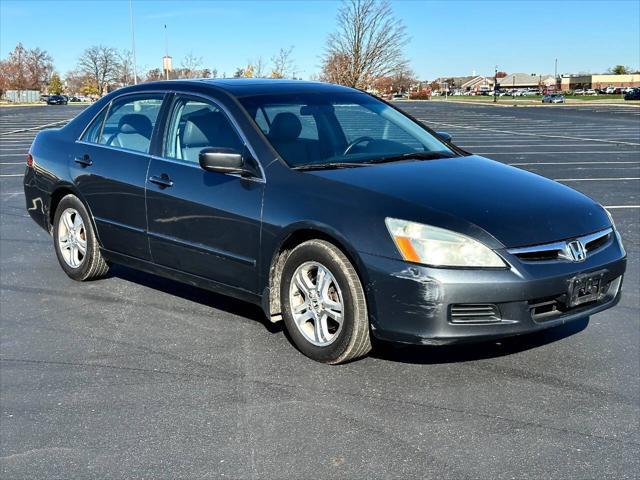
362, 236, 626, 345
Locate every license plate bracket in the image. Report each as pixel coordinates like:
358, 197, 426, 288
568, 271, 604, 307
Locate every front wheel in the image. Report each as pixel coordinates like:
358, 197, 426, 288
281, 240, 371, 364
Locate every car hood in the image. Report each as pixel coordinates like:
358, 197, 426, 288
308, 155, 610, 248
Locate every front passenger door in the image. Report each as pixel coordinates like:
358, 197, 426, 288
146, 95, 264, 293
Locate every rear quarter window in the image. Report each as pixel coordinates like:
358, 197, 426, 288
80, 107, 108, 144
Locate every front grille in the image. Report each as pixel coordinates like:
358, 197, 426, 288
508, 228, 613, 263
450, 304, 501, 323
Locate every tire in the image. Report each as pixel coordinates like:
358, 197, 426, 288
280, 239, 371, 364
52, 194, 109, 281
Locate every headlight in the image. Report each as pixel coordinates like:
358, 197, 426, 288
385, 218, 506, 268
604, 207, 616, 230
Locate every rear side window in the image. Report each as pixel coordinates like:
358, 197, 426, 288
81, 107, 107, 144
99, 95, 164, 153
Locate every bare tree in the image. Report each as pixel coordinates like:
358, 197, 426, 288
0, 43, 54, 92
271, 46, 295, 78
26, 47, 53, 90
117, 50, 136, 86
390, 65, 416, 93
144, 68, 163, 82
319, 52, 351, 85
322, 0, 409, 88
252, 57, 267, 78
77, 45, 120, 95
180, 52, 203, 79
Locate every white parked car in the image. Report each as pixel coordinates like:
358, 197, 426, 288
574, 89, 585, 95
585, 89, 598, 95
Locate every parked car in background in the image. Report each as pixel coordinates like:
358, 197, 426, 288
574, 89, 585, 95
521, 89, 540, 96
40, 94, 50, 102
24, 79, 626, 364
585, 89, 598, 95
46, 95, 68, 105
624, 88, 640, 100
542, 94, 565, 103
391, 92, 408, 100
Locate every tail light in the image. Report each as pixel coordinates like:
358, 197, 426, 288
26, 153, 34, 168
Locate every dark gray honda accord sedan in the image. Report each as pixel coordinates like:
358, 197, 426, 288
24, 79, 626, 363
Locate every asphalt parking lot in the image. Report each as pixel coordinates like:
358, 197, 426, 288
1, 102, 639, 479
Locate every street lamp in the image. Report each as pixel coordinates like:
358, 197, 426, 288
493, 65, 498, 103
129, 0, 137, 85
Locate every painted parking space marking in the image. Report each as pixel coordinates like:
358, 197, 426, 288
555, 177, 640, 181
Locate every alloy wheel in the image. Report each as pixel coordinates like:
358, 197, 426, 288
57, 208, 87, 268
288, 261, 344, 347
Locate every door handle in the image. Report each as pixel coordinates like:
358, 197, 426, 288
149, 174, 174, 188
74, 154, 92, 167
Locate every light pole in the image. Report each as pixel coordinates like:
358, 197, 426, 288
554, 58, 558, 92
129, 0, 138, 85
493, 65, 498, 103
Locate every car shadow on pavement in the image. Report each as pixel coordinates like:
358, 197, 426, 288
371, 318, 590, 365
108, 264, 283, 334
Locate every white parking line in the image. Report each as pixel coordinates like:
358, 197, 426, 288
420, 119, 640, 146
0, 162, 25, 165
481, 151, 640, 155
605, 205, 640, 209
556, 177, 640, 181
459, 144, 632, 148
0, 174, 23, 177
509, 161, 640, 165
0, 119, 69, 136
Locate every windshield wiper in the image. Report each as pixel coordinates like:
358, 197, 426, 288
293, 162, 372, 171
368, 151, 455, 164
293, 152, 455, 171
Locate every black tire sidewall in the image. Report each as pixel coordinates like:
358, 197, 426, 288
52, 195, 97, 281
281, 242, 358, 363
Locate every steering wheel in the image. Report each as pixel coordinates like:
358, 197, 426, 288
343, 136, 375, 156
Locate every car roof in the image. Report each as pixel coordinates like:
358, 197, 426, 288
128, 78, 360, 98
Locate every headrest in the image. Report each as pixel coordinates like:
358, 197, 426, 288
269, 112, 302, 141
182, 111, 224, 147
118, 114, 152, 138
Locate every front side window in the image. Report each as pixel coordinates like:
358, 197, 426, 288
164, 97, 243, 163
99, 94, 164, 153
239, 92, 457, 168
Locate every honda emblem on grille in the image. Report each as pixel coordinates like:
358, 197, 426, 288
566, 240, 587, 262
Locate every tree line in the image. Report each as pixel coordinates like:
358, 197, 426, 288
3, 0, 635, 100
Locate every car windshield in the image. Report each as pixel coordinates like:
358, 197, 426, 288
239, 92, 457, 169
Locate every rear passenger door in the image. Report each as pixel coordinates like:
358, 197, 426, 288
73, 93, 165, 260
145, 94, 264, 293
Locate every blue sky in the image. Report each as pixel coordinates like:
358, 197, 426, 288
1, 0, 639, 80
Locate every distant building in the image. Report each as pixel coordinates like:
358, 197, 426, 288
497, 73, 556, 90
433, 76, 475, 92
460, 76, 495, 93
560, 74, 640, 91
3, 90, 41, 103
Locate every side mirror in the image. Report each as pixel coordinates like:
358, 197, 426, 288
199, 147, 256, 177
436, 131, 452, 143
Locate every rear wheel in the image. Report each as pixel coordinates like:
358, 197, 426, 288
52, 194, 109, 281
281, 240, 371, 364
